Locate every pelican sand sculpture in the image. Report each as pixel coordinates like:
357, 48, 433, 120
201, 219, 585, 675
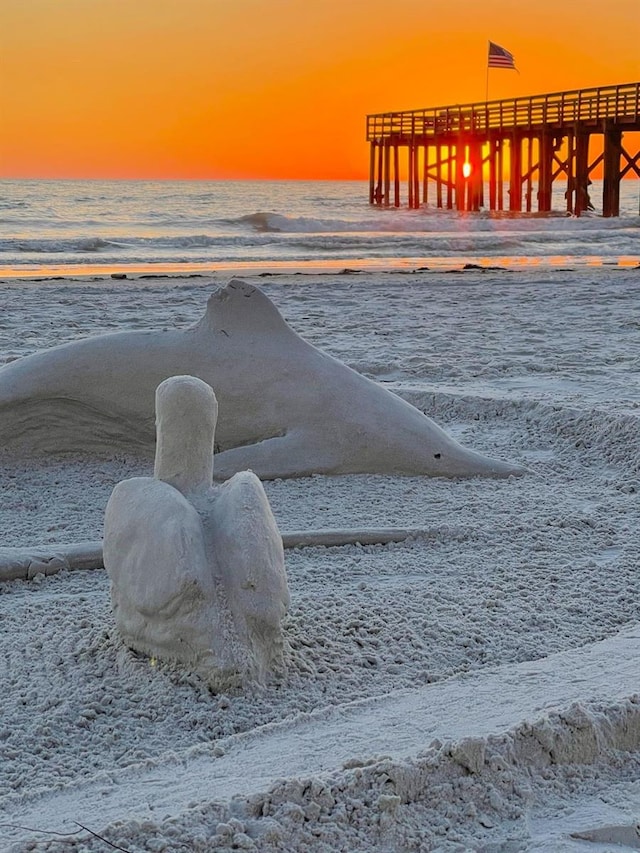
103, 375, 290, 688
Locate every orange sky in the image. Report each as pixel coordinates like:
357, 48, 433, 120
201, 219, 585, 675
2, 0, 639, 180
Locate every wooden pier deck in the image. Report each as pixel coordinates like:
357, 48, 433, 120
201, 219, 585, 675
367, 82, 640, 216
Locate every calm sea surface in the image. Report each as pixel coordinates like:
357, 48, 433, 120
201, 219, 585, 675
0, 179, 639, 278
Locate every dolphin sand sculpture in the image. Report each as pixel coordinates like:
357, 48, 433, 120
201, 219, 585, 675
0, 279, 525, 479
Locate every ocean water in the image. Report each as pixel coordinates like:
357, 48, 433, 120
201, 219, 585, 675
0, 178, 639, 278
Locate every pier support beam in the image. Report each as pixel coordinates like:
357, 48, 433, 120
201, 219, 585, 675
564, 132, 575, 213
509, 135, 522, 212
446, 147, 454, 209
455, 144, 467, 211
603, 124, 622, 217
435, 144, 443, 208
376, 141, 384, 205
383, 141, 391, 206
525, 137, 533, 212
574, 132, 590, 216
413, 144, 420, 208
407, 144, 414, 209
422, 146, 429, 205
369, 142, 376, 204
393, 145, 400, 207
488, 138, 499, 210
468, 140, 483, 210
538, 132, 554, 211
497, 139, 504, 210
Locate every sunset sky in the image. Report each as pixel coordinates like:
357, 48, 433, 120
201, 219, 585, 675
2, 0, 639, 180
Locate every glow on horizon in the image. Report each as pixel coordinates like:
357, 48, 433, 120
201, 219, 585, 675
2, 0, 639, 180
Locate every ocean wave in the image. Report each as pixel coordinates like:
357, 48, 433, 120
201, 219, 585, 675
1, 227, 638, 264
236, 211, 449, 234
234, 209, 640, 237
0, 234, 262, 254
0, 237, 116, 254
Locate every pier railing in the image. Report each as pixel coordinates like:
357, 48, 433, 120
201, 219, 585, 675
367, 82, 640, 140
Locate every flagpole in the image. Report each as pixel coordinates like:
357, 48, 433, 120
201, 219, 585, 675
485, 40, 490, 102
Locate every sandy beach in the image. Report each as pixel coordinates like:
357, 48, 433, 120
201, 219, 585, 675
2, 268, 640, 852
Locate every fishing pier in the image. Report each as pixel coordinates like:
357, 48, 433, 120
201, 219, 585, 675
367, 82, 640, 216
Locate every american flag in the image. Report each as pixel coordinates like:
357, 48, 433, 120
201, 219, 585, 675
488, 41, 517, 70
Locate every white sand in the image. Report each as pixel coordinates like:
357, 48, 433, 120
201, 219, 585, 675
1, 269, 640, 851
